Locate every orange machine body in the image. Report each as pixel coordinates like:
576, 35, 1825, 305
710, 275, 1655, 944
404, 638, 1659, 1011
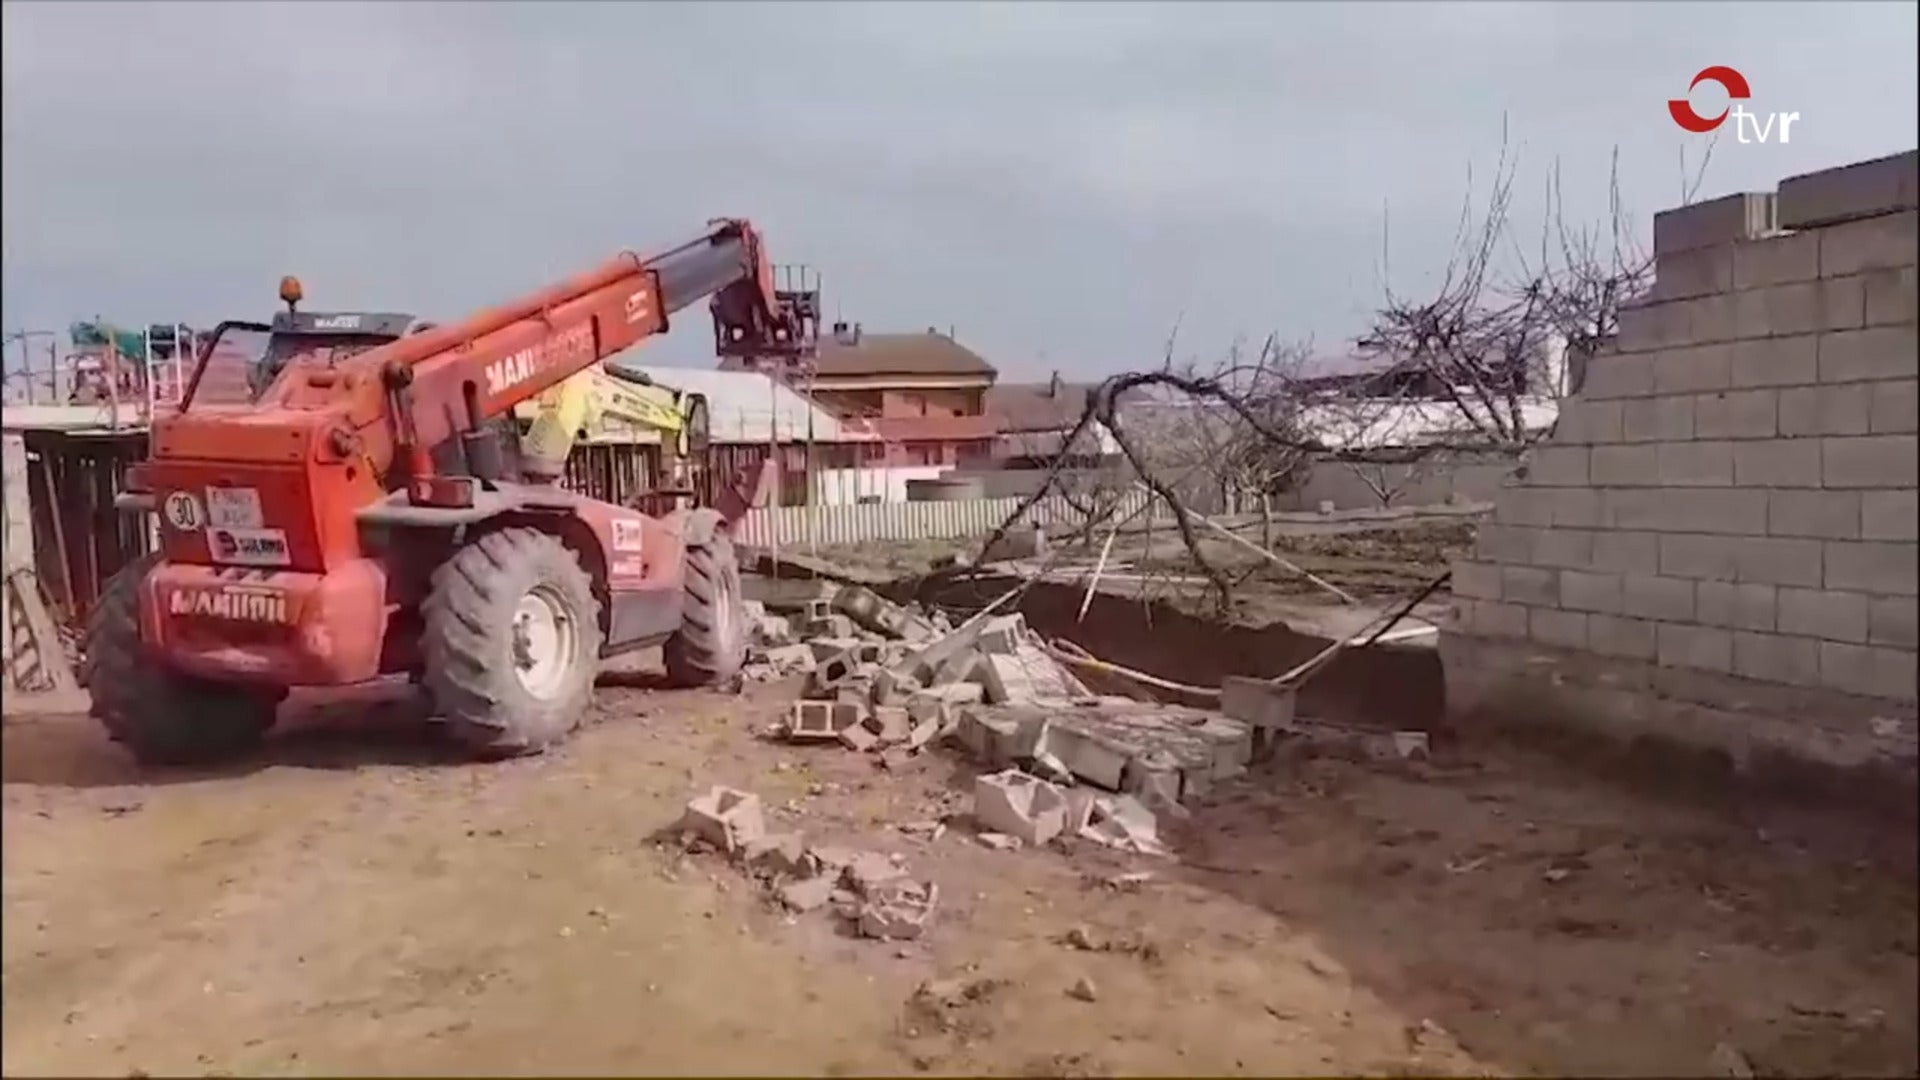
125, 220, 814, 688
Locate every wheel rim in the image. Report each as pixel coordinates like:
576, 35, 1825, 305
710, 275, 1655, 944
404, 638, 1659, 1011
511, 585, 578, 701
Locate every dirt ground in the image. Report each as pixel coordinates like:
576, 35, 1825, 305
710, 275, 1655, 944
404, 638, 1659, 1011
4, 663, 1915, 1078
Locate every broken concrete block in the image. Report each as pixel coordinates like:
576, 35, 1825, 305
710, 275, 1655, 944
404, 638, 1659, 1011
810, 650, 860, 693
804, 597, 834, 623
871, 706, 912, 744
931, 649, 985, 687
1029, 749, 1074, 785
982, 648, 1087, 706
976, 613, 1028, 655
920, 682, 985, 706
809, 644, 885, 697
857, 880, 938, 940
871, 667, 920, 706
905, 685, 983, 737
973, 769, 1070, 846
763, 642, 815, 673
1177, 759, 1212, 800
808, 636, 866, 663
904, 694, 953, 731
742, 832, 809, 879
1193, 716, 1254, 778
840, 722, 880, 752
1034, 723, 1130, 790
803, 845, 858, 880
956, 708, 1017, 764
838, 705, 906, 752
753, 613, 794, 646
681, 787, 766, 855
778, 875, 836, 913
786, 700, 843, 742
1063, 788, 1098, 834
805, 613, 856, 639
954, 707, 1048, 766
834, 680, 875, 707
1078, 794, 1166, 856
1121, 750, 1184, 806
952, 707, 1029, 764
844, 852, 907, 896
906, 715, 941, 752
891, 613, 1000, 689
1220, 676, 1297, 730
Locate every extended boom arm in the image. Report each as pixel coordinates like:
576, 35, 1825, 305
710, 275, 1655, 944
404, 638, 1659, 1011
252, 218, 805, 500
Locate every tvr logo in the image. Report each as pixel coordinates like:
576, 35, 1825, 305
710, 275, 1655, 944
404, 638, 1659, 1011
1669, 66, 1799, 144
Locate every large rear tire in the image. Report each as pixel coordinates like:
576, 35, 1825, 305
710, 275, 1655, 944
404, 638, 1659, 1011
663, 528, 747, 689
421, 528, 604, 757
82, 554, 279, 766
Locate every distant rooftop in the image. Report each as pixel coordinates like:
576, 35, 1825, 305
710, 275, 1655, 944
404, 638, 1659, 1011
614, 363, 863, 444
812, 327, 996, 379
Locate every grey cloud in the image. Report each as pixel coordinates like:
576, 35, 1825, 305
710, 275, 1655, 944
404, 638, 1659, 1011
4, 0, 1915, 375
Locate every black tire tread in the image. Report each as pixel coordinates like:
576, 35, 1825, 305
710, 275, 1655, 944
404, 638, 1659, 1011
662, 529, 746, 688
420, 527, 603, 757
82, 554, 276, 766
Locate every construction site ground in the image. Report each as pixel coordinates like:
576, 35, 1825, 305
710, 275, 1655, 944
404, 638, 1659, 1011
5, 659, 1916, 1077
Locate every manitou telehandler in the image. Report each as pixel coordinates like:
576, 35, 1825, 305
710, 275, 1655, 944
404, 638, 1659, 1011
86, 219, 819, 764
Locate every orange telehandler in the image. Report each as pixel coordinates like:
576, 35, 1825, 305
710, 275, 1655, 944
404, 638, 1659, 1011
86, 219, 818, 764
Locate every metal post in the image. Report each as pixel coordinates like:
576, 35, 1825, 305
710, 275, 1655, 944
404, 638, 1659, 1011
805, 365, 818, 555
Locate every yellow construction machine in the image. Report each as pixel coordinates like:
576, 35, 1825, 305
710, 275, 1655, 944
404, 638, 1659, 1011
513, 364, 713, 488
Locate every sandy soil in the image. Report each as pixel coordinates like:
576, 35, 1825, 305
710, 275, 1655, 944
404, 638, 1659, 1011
3, 671, 1915, 1078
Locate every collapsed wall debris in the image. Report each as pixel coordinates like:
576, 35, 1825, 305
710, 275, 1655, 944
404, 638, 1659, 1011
666, 567, 1448, 950
737, 574, 1278, 865
670, 786, 940, 941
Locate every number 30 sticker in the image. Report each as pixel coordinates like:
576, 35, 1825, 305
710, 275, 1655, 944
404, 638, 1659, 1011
163, 491, 205, 531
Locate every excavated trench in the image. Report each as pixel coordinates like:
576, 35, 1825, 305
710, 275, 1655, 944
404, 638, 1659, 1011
904, 574, 1447, 730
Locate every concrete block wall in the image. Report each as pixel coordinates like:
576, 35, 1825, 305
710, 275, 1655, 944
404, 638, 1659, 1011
1444, 150, 1919, 782
1275, 450, 1521, 512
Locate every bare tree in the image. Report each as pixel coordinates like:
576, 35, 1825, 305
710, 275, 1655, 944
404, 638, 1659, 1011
1344, 457, 1444, 509
969, 339, 1341, 612
1357, 118, 1717, 451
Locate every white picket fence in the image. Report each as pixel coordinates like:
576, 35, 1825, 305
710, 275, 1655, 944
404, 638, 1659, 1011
731, 489, 1156, 550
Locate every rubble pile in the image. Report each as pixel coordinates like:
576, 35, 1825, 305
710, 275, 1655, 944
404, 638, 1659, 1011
746, 583, 1099, 766
739, 577, 1268, 860
971, 767, 1169, 856
673, 785, 940, 941
953, 698, 1251, 807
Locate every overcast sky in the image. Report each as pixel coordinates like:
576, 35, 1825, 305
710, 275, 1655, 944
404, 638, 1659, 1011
3, 0, 1916, 379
